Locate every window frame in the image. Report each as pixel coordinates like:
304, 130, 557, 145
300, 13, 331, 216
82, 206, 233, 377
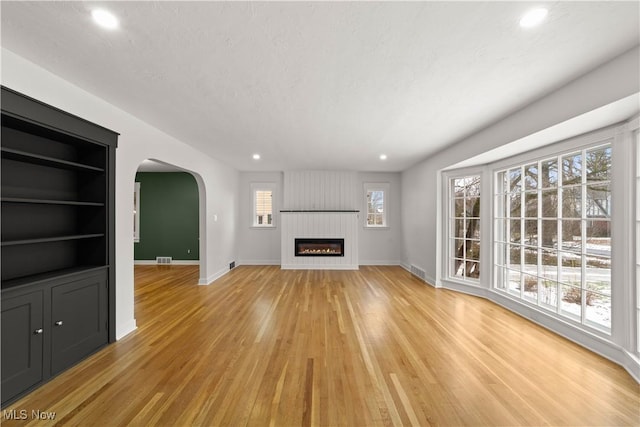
441, 166, 488, 288
251, 182, 277, 228
490, 126, 619, 336
633, 123, 640, 355
364, 182, 389, 228
447, 174, 482, 283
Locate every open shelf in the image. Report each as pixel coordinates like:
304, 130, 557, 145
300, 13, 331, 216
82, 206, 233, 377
1, 234, 105, 247
1, 147, 104, 172
1, 266, 108, 291
1, 197, 104, 206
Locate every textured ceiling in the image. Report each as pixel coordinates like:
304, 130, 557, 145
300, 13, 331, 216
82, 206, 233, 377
1, 1, 639, 172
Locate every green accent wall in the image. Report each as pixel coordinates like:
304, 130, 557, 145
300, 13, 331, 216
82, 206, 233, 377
134, 172, 199, 261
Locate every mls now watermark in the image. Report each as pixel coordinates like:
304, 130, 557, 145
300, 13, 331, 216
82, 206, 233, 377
3, 409, 57, 420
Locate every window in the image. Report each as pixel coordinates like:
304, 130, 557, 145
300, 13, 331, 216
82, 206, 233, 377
255, 190, 273, 225
364, 183, 389, 227
495, 143, 612, 332
449, 176, 481, 280
252, 183, 275, 227
134, 182, 140, 242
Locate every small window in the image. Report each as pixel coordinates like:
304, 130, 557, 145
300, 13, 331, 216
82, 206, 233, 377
252, 183, 276, 227
364, 183, 389, 227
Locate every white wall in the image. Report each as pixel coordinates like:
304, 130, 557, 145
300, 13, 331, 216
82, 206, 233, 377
1, 48, 239, 339
237, 170, 402, 265
399, 165, 435, 280
237, 171, 283, 265
402, 46, 640, 284
283, 170, 357, 210
358, 172, 402, 265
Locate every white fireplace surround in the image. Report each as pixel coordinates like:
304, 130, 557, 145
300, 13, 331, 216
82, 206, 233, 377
280, 211, 359, 270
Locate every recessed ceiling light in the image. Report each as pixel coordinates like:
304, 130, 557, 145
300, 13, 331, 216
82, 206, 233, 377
252, 154, 261, 160
519, 8, 548, 28
379, 154, 388, 160
92, 9, 119, 30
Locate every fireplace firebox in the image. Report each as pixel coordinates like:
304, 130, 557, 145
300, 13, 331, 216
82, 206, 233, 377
295, 238, 344, 257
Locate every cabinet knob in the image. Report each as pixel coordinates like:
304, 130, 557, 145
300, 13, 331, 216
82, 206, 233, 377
34, 328, 44, 335
55, 321, 63, 326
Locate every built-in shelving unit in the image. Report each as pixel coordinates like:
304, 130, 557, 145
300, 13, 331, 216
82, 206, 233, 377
0, 86, 118, 406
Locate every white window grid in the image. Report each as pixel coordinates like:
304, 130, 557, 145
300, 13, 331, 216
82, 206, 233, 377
364, 183, 389, 228
449, 176, 481, 281
251, 183, 276, 227
494, 142, 612, 333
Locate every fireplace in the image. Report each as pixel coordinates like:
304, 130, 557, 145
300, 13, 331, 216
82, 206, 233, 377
295, 238, 344, 257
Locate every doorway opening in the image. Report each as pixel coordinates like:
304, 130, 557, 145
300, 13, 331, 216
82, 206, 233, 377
133, 159, 206, 287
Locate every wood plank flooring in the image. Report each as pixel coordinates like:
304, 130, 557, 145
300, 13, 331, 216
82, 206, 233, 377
3, 265, 639, 426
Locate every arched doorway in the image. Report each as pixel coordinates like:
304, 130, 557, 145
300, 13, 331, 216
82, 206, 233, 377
133, 159, 206, 283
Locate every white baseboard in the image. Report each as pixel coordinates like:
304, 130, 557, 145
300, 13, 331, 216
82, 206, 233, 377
424, 275, 437, 287
237, 259, 281, 266
281, 264, 359, 270
116, 318, 137, 340
240, 260, 402, 268
440, 279, 487, 298
199, 265, 232, 285
401, 263, 436, 287
622, 350, 640, 383
358, 260, 402, 266
134, 260, 200, 265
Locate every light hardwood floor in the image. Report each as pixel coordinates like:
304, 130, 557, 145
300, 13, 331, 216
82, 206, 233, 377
3, 265, 639, 426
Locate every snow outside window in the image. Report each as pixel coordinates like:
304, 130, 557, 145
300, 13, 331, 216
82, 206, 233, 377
494, 143, 612, 333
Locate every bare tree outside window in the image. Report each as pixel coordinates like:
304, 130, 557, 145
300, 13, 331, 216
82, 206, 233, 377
451, 176, 481, 280
367, 190, 385, 225
495, 144, 612, 332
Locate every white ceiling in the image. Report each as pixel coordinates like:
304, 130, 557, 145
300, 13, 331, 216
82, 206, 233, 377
1, 1, 638, 172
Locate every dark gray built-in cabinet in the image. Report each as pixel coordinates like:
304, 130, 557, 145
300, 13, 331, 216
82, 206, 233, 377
1, 87, 117, 406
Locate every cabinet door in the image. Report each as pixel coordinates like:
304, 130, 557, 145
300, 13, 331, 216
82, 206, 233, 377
51, 273, 107, 375
1, 290, 44, 404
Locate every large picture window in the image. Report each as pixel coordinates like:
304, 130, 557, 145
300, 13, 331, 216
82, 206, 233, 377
449, 176, 481, 280
494, 143, 612, 332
